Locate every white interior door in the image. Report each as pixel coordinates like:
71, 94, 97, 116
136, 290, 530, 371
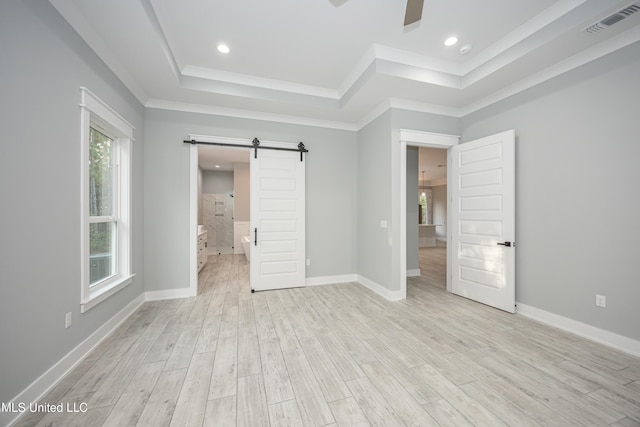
450, 130, 515, 313
250, 146, 305, 291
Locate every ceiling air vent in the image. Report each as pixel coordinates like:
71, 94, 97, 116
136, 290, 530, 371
583, 1, 640, 34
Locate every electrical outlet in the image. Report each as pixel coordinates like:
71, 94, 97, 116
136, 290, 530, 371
306, 259, 310, 266
65, 312, 72, 328
595, 294, 606, 308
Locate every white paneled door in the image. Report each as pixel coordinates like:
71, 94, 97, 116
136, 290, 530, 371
250, 146, 306, 291
450, 130, 516, 313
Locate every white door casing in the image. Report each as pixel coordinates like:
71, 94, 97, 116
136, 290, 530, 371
250, 145, 306, 291
398, 130, 460, 300
450, 130, 515, 313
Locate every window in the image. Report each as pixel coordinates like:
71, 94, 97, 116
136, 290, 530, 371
89, 126, 117, 284
419, 189, 432, 224
80, 88, 134, 313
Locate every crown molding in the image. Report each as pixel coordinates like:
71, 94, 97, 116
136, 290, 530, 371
135, 0, 598, 116
145, 97, 465, 133
390, 99, 464, 118
133, 0, 591, 103
461, 0, 589, 76
147, 20, 639, 132
461, 24, 640, 116
355, 99, 393, 130
145, 99, 357, 131
182, 66, 339, 100
372, 44, 463, 76
146, 23, 639, 133
51, 0, 639, 132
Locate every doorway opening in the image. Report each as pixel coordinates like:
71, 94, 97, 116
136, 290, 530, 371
198, 146, 251, 257
412, 146, 448, 291
191, 142, 250, 295
399, 129, 516, 311
398, 130, 459, 300
189, 135, 307, 296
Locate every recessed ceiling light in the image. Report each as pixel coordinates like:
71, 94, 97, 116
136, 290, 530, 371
444, 36, 458, 47
214, 165, 220, 168
217, 44, 230, 54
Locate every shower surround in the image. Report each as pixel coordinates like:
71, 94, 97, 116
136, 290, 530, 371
203, 193, 234, 254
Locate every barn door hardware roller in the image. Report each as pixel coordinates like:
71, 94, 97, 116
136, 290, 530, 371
252, 138, 260, 158
183, 137, 307, 161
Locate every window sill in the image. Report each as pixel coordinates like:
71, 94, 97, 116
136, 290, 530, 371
81, 274, 135, 313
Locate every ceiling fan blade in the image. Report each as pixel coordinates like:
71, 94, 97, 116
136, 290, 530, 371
404, 0, 424, 26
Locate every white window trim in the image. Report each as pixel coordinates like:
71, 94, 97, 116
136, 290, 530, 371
80, 87, 135, 313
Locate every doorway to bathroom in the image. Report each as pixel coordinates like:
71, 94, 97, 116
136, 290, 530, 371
198, 145, 251, 256
188, 136, 308, 296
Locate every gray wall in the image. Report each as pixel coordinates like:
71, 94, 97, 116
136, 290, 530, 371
391, 109, 461, 134
461, 42, 640, 341
0, 0, 145, 404
202, 170, 234, 193
406, 147, 419, 271
432, 185, 447, 240
144, 109, 358, 291
390, 109, 461, 292
357, 109, 460, 291
357, 111, 393, 286
234, 163, 251, 222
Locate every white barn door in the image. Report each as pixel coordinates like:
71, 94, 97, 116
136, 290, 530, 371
450, 130, 515, 313
250, 145, 305, 291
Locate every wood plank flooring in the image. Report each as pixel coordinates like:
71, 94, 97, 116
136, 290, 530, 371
15, 252, 640, 426
418, 243, 447, 289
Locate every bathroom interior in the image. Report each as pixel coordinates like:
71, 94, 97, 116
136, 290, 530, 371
197, 146, 252, 271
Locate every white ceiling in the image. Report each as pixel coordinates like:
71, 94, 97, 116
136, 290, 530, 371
50, 0, 640, 129
199, 146, 250, 172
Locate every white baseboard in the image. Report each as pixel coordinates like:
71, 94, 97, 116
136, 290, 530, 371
407, 269, 421, 277
145, 288, 196, 301
516, 302, 640, 358
4, 293, 145, 427
306, 274, 358, 286
357, 275, 404, 301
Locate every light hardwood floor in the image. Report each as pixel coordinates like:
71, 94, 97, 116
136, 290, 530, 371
418, 243, 447, 289
15, 253, 640, 426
